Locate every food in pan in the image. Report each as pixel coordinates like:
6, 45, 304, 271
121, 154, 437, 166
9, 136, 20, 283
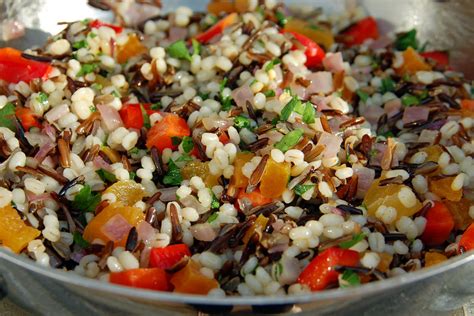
0, 0, 473, 296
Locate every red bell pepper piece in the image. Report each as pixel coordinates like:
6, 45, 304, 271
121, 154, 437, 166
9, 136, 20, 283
146, 113, 191, 152
149, 244, 191, 270
285, 31, 326, 67
420, 51, 449, 66
0, 48, 52, 84
15, 108, 41, 130
340, 17, 379, 47
297, 247, 359, 291
109, 268, 170, 291
236, 188, 272, 210
459, 223, 474, 252
195, 13, 239, 44
421, 201, 455, 246
119, 104, 143, 129
90, 19, 123, 33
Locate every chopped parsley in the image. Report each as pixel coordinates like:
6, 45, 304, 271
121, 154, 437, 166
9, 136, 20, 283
176, 154, 193, 162
163, 160, 182, 185
275, 10, 287, 26
219, 78, 232, 111
274, 128, 304, 153
210, 190, 220, 209
77, 63, 98, 77
167, 40, 192, 61
265, 58, 281, 72
368, 148, 379, 159
401, 94, 420, 107
234, 115, 252, 130
192, 39, 201, 56
207, 212, 219, 223
171, 136, 182, 146
150, 103, 161, 110
181, 136, 194, 153
280, 96, 301, 121
395, 29, 418, 51
89, 105, 97, 113
198, 92, 210, 100
381, 77, 395, 93
339, 270, 361, 288
129, 171, 137, 180
96, 169, 117, 183
72, 40, 88, 50
90, 83, 103, 91
73, 231, 90, 248
37, 92, 48, 104
0, 102, 16, 131
139, 104, 151, 128
263, 90, 276, 98
111, 90, 121, 98
302, 102, 316, 124
294, 184, 314, 196
129, 147, 140, 155
339, 233, 366, 249
356, 90, 369, 103
71, 185, 100, 213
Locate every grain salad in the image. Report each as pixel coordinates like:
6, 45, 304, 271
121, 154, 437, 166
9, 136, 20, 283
0, 0, 473, 297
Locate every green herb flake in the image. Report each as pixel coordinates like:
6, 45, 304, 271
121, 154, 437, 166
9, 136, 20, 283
90, 83, 103, 91
176, 154, 193, 162
88, 32, 97, 38
167, 40, 192, 61
339, 270, 361, 288
395, 29, 418, 51
356, 90, 369, 103
111, 90, 120, 98
129, 147, 140, 155
401, 94, 420, 107
294, 184, 314, 196
207, 212, 219, 223
368, 148, 379, 159
73, 231, 90, 248
96, 169, 117, 183
37, 92, 48, 104
89, 105, 97, 113
77, 63, 98, 77
274, 128, 304, 153
129, 171, 136, 180
234, 115, 252, 130
139, 104, 151, 128
171, 136, 182, 146
150, 103, 161, 110
275, 11, 287, 26
280, 96, 300, 121
71, 185, 100, 213
198, 92, 210, 100
221, 96, 232, 111
192, 38, 201, 56
263, 90, 276, 98
220, 78, 228, 93
302, 102, 316, 124
181, 136, 194, 153
163, 160, 183, 186
272, 262, 284, 281
381, 77, 395, 93
210, 190, 220, 209
339, 233, 366, 249
265, 58, 281, 72
72, 40, 88, 50
0, 102, 17, 131
308, 24, 320, 30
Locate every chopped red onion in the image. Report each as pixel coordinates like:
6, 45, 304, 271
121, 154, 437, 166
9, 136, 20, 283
190, 223, 217, 242
34, 142, 55, 163
100, 214, 132, 242
402, 106, 430, 125
353, 165, 375, 199
44, 103, 69, 123
323, 52, 345, 73
384, 99, 402, 118
93, 156, 113, 172
306, 72, 334, 95
137, 221, 156, 244
231, 84, 253, 109
316, 132, 342, 158
97, 103, 123, 132
157, 187, 179, 202
169, 27, 188, 42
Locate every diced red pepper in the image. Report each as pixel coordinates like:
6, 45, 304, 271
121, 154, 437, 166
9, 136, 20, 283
420, 51, 449, 67
297, 247, 359, 291
0, 48, 52, 84
236, 188, 272, 210
149, 244, 191, 270
459, 223, 474, 252
90, 19, 123, 33
285, 31, 326, 67
421, 201, 455, 246
218, 132, 230, 144
195, 13, 239, 44
109, 268, 170, 291
15, 108, 41, 130
340, 17, 379, 47
146, 113, 191, 152
119, 104, 143, 129
461, 100, 474, 112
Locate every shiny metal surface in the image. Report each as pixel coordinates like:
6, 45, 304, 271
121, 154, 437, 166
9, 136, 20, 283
0, 0, 473, 314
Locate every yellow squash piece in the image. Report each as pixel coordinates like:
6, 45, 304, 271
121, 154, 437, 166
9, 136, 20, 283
284, 19, 334, 50
104, 180, 145, 206
230, 152, 254, 189
424, 252, 448, 268
170, 260, 219, 295
420, 145, 444, 163
116, 34, 148, 64
181, 161, 220, 187
444, 199, 473, 230
259, 158, 291, 199
0, 205, 40, 253
396, 47, 431, 75
429, 177, 462, 202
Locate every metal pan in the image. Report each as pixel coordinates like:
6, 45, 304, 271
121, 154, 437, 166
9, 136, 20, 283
0, 0, 473, 314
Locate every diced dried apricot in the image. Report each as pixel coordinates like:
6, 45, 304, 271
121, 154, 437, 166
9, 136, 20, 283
83, 202, 144, 245
0, 205, 40, 253
101, 146, 121, 163
116, 34, 148, 64
207, 0, 236, 15
396, 47, 431, 75
424, 252, 448, 268
104, 180, 145, 206
444, 199, 473, 230
243, 214, 269, 244
421, 145, 444, 163
259, 158, 291, 199
170, 260, 219, 295
230, 152, 254, 189
377, 252, 393, 273
181, 161, 220, 187
364, 179, 422, 220
429, 177, 462, 202
284, 19, 335, 50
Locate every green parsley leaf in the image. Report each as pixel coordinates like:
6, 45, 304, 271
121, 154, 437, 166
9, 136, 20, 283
129, 171, 136, 180
274, 128, 304, 153
368, 148, 379, 159
210, 190, 220, 209
263, 90, 276, 98
90, 83, 103, 91
37, 92, 48, 104
111, 90, 120, 98
81, 18, 91, 25
0, 102, 17, 131
207, 212, 219, 223
356, 90, 369, 103
339, 233, 366, 249
280, 96, 300, 121
73, 231, 90, 248
294, 184, 314, 196
272, 262, 284, 281
265, 58, 281, 72
129, 147, 140, 155
275, 11, 287, 26
381, 77, 395, 93
192, 38, 201, 56
89, 105, 97, 112
401, 94, 420, 107
150, 103, 161, 110
339, 270, 361, 288
96, 169, 117, 183
163, 160, 182, 185
302, 102, 315, 124
171, 136, 182, 146
198, 92, 210, 100
308, 24, 320, 30
176, 154, 193, 162
283, 87, 293, 95
220, 78, 228, 93
72, 40, 88, 50
88, 32, 97, 39
181, 136, 194, 153
221, 96, 232, 111
77, 63, 98, 77
71, 185, 100, 213
139, 104, 151, 128
234, 115, 252, 130
395, 29, 418, 51
167, 40, 192, 61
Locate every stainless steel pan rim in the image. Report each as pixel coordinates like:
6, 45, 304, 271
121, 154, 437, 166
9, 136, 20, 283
1, 248, 472, 306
